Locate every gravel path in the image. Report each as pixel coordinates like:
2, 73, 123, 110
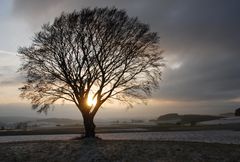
0, 130, 240, 144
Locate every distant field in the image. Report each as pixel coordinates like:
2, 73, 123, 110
0, 140, 239, 162
1, 130, 240, 144
0, 123, 239, 136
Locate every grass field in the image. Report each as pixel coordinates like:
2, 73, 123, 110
0, 140, 239, 162
0, 123, 239, 136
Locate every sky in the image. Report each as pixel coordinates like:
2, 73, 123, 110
0, 0, 240, 119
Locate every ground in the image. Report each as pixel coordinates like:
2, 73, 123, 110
0, 140, 239, 162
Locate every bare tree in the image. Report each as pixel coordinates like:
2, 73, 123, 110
18, 7, 164, 138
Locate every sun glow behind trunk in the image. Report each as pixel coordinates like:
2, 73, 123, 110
87, 95, 97, 107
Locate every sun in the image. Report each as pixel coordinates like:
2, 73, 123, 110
87, 96, 97, 107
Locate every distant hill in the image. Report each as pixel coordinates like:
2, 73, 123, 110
35, 118, 81, 125
0, 116, 81, 124
0, 116, 82, 129
156, 113, 181, 124
22, 118, 82, 128
199, 116, 240, 125
180, 114, 223, 125
0, 116, 40, 123
155, 113, 223, 125
157, 113, 180, 121
220, 113, 235, 117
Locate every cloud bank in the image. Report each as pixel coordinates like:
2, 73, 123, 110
0, 0, 239, 117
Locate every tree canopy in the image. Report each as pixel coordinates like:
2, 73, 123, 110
18, 7, 164, 137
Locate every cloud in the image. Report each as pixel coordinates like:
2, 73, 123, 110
0, 50, 17, 56
0, 75, 23, 86
0, 65, 15, 73
10, 0, 240, 109
11, 0, 178, 29
0, 65, 23, 86
157, 51, 240, 101
0, 80, 17, 86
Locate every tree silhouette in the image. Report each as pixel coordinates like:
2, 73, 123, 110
18, 7, 164, 137
235, 108, 240, 116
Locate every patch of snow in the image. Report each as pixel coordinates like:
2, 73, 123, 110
0, 130, 240, 144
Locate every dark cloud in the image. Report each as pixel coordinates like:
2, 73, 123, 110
11, 0, 179, 30
12, 0, 240, 106
12, 0, 66, 29
158, 52, 240, 101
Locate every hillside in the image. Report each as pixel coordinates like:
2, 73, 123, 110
155, 113, 223, 125
0, 116, 39, 123
35, 118, 81, 125
0, 116, 82, 130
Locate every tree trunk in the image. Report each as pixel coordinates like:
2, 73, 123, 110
83, 114, 96, 138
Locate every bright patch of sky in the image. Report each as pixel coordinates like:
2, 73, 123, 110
170, 62, 183, 70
